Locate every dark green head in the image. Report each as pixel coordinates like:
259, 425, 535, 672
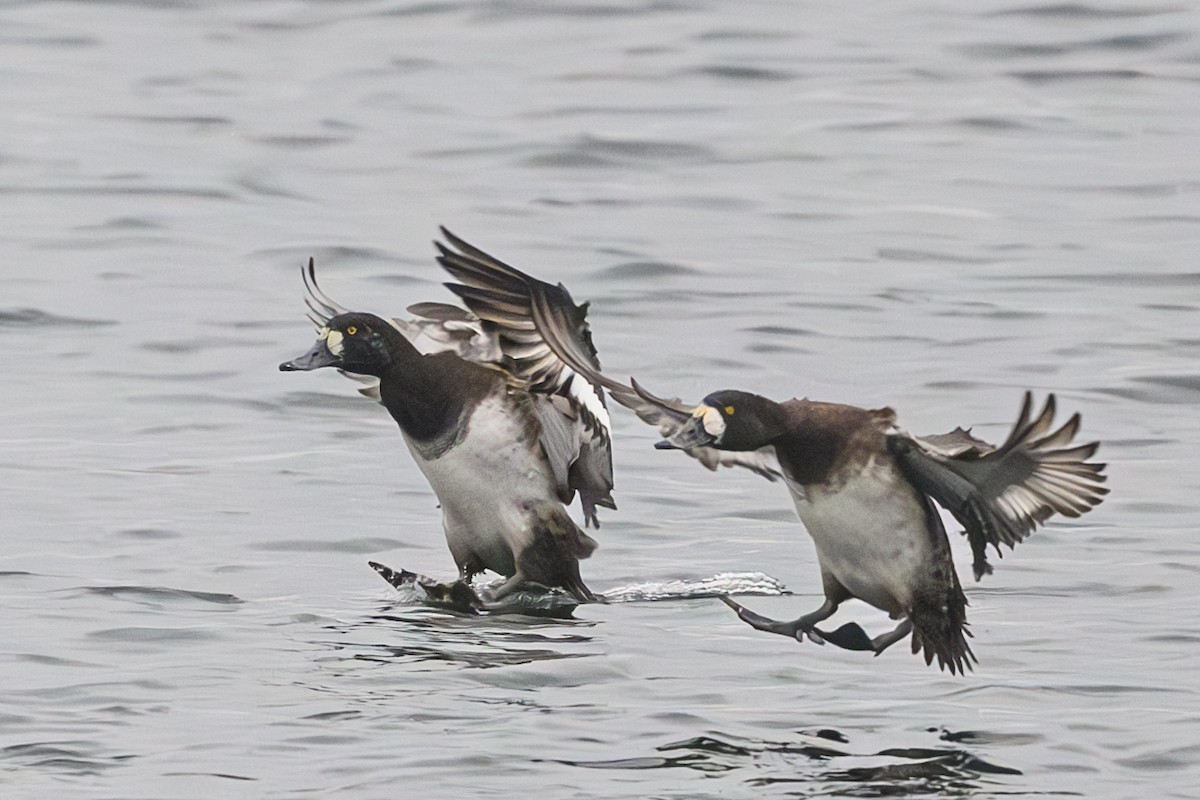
279, 312, 409, 378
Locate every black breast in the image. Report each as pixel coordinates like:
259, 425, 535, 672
378, 352, 502, 458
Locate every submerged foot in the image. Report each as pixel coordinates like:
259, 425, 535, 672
368, 561, 483, 614
369, 561, 588, 617
420, 578, 484, 614
478, 580, 584, 618
719, 596, 876, 652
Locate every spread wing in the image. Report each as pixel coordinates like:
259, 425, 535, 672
433, 228, 616, 526
433, 229, 780, 482
526, 271, 782, 481
511, 311, 782, 482
888, 392, 1108, 580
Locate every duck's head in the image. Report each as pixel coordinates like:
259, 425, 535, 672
657, 389, 783, 452
280, 312, 399, 378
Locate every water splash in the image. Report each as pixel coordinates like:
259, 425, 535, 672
368, 561, 789, 614
601, 572, 790, 602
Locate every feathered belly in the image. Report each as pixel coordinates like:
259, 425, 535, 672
404, 396, 558, 576
789, 461, 935, 614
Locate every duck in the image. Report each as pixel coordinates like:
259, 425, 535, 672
657, 389, 1108, 673
279, 229, 615, 604
473, 271, 1109, 673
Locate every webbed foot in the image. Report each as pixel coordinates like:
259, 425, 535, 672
820, 622, 876, 652
721, 595, 807, 638
719, 596, 875, 652
720, 596, 828, 645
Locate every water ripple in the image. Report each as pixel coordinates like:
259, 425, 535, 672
0, 308, 115, 328
328, 610, 596, 671
1009, 68, 1152, 84
596, 260, 702, 279
253, 537, 415, 554
0, 741, 134, 776
688, 65, 796, 82
83, 586, 243, 606
986, 4, 1179, 20
523, 135, 714, 169
548, 730, 1022, 792
87, 627, 221, 644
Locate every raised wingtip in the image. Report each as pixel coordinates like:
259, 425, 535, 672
630, 375, 672, 407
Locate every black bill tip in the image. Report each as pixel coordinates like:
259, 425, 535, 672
279, 338, 340, 371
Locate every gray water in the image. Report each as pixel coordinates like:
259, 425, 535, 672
3, 1, 1199, 797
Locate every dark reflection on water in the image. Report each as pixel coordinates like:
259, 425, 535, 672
318, 605, 598, 670
549, 730, 1024, 796
350, 641, 591, 670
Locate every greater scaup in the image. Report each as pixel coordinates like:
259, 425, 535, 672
484, 270, 1108, 672
280, 229, 614, 604
658, 387, 1106, 673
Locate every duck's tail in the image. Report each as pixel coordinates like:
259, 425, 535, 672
518, 505, 598, 603
909, 577, 976, 675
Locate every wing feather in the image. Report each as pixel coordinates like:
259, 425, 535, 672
434, 229, 615, 526
889, 392, 1108, 581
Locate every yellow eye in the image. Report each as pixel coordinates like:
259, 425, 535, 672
724, 405, 736, 416
346, 326, 357, 335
